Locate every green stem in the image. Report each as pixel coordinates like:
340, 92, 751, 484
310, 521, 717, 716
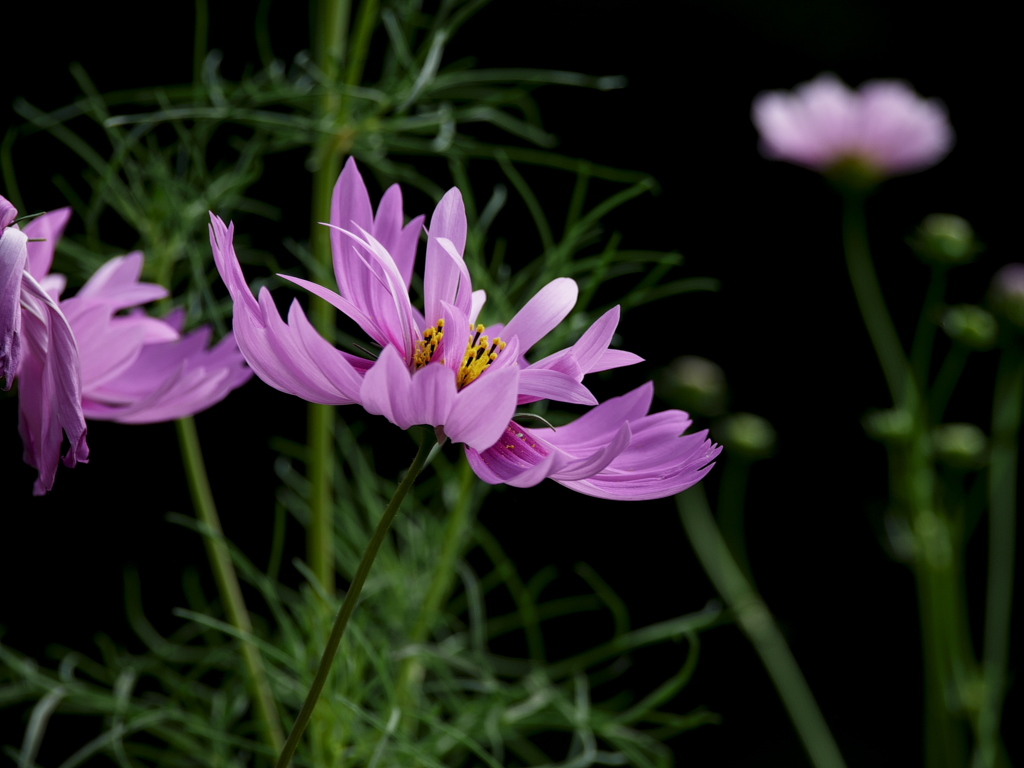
975, 345, 1024, 766
276, 429, 437, 768
842, 192, 914, 409
843, 191, 966, 767
677, 486, 847, 768
910, 266, 948, 395
306, 0, 351, 597
176, 417, 283, 755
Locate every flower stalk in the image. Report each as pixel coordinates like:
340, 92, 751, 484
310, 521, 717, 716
976, 345, 1024, 766
677, 486, 847, 768
306, 0, 352, 598
176, 416, 284, 754
276, 428, 437, 768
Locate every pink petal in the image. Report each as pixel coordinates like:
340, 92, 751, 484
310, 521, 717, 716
444, 365, 520, 451
22, 207, 71, 281
503, 278, 578, 358
1, 225, 28, 388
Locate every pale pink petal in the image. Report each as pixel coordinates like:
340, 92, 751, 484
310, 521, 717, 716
23, 207, 71, 280
18, 272, 89, 494
515, 367, 597, 406
503, 278, 578, 358
444, 365, 519, 451
74, 252, 168, 309
1, 224, 28, 388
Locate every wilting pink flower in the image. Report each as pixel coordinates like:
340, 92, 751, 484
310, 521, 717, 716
752, 73, 953, 177
211, 158, 719, 498
9, 204, 251, 494
2, 198, 89, 493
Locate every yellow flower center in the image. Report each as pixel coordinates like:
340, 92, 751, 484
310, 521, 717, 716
414, 320, 506, 388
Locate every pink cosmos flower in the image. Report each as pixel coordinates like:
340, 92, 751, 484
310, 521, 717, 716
210, 158, 719, 499
751, 73, 953, 177
7, 203, 252, 494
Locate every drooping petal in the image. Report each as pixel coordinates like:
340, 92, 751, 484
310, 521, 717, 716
18, 271, 89, 494
211, 215, 363, 404
0, 224, 28, 388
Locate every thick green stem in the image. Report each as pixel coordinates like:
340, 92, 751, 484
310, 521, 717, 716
306, 0, 351, 597
975, 345, 1024, 766
276, 430, 437, 768
176, 417, 283, 755
677, 487, 847, 768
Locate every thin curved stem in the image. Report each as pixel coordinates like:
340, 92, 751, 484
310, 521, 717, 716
276, 429, 437, 768
176, 417, 284, 755
842, 192, 915, 409
677, 486, 847, 768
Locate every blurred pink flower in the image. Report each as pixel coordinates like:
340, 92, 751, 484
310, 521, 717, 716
752, 73, 953, 178
8, 204, 251, 494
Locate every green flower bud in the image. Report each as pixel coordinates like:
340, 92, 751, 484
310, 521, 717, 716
941, 305, 997, 350
931, 423, 988, 469
863, 408, 914, 444
909, 214, 980, 265
657, 356, 727, 417
715, 412, 776, 460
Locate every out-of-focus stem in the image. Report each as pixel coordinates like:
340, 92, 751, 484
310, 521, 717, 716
276, 429, 436, 768
842, 191, 967, 768
677, 486, 847, 768
176, 417, 283, 755
842, 192, 914, 409
910, 266, 948, 392
306, 0, 351, 597
975, 345, 1024, 767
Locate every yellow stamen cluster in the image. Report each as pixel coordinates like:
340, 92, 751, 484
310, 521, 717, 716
413, 319, 445, 369
457, 323, 506, 388
414, 320, 506, 388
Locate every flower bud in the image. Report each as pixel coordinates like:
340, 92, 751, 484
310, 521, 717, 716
715, 412, 776, 460
941, 304, 997, 350
989, 264, 1024, 330
863, 408, 914, 444
931, 423, 988, 469
657, 356, 727, 416
909, 214, 979, 265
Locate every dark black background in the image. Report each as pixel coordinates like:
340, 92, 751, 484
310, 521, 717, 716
1, 1, 1018, 765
